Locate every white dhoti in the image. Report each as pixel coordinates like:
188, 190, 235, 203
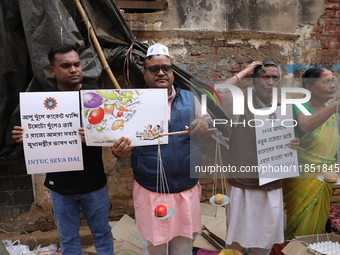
226, 184, 284, 250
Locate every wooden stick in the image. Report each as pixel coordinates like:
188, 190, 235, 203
74, 0, 121, 89
159, 130, 189, 137
159, 128, 216, 137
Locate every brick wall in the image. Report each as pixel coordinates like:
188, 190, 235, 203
302, 0, 340, 68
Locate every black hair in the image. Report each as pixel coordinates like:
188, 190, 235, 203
301, 67, 329, 88
48, 43, 78, 66
253, 60, 282, 78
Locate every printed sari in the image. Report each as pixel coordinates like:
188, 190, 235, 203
283, 104, 338, 239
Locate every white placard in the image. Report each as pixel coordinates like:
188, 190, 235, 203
20, 92, 83, 174
254, 105, 299, 185
81, 89, 168, 146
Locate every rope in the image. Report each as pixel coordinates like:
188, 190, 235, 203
123, 37, 136, 87
156, 138, 171, 203
212, 130, 228, 199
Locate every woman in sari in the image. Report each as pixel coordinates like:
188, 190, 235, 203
283, 67, 339, 239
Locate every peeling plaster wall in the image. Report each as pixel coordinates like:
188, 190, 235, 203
127, 0, 324, 34
172, 0, 226, 30
125, 0, 329, 77
225, 0, 324, 33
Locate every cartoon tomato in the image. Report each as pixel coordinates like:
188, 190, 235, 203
88, 107, 104, 125
117, 111, 123, 117
154, 205, 167, 217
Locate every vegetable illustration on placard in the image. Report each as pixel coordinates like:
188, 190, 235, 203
82, 90, 138, 133
81, 89, 168, 146
88, 107, 104, 125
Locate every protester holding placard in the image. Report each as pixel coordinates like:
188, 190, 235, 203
112, 43, 212, 255
217, 60, 299, 255
283, 67, 340, 239
12, 43, 115, 255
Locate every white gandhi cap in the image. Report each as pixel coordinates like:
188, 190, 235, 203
146, 43, 170, 57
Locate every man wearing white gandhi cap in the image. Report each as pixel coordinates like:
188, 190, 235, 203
111, 43, 213, 255
146, 43, 170, 57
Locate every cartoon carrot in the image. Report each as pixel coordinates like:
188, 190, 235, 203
116, 104, 130, 111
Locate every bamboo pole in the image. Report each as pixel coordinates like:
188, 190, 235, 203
74, 0, 121, 89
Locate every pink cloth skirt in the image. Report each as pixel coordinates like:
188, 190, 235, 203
133, 179, 202, 246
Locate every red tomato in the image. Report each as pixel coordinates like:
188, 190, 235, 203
154, 205, 167, 217
117, 111, 123, 117
88, 107, 104, 125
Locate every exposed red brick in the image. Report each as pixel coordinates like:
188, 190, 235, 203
209, 72, 220, 79
329, 41, 340, 49
320, 18, 339, 25
325, 2, 340, 10
324, 9, 336, 17
313, 25, 323, 33
319, 33, 338, 41
310, 32, 321, 41
323, 40, 331, 48
333, 42, 340, 49
332, 18, 340, 25
322, 49, 338, 56
324, 24, 337, 31
320, 57, 333, 64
